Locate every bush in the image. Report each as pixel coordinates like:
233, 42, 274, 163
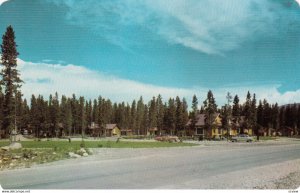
97, 144, 103, 148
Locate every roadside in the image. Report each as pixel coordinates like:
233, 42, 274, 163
0, 138, 299, 189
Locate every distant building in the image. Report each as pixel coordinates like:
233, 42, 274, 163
186, 113, 222, 139
105, 124, 121, 137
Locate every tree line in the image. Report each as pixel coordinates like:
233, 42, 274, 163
1, 25, 299, 138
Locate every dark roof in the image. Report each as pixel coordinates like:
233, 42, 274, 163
186, 113, 220, 127
106, 124, 118, 130
148, 127, 158, 131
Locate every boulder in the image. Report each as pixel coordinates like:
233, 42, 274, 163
12, 155, 22, 159
83, 153, 88, 157
1, 146, 10, 151
8, 142, 22, 150
68, 152, 81, 158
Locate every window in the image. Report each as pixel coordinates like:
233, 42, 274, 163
197, 128, 204, 135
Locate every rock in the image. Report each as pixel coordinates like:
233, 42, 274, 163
1, 146, 10, 151
9, 142, 22, 150
3, 157, 10, 161
52, 152, 57, 155
83, 153, 88, 157
80, 148, 87, 153
68, 152, 81, 158
12, 155, 21, 159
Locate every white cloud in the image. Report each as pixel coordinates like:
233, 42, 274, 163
48, 0, 286, 55
296, 0, 300, 6
0, 0, 9, 6
16, 58, 300, 106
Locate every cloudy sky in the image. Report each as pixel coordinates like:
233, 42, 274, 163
1, 0, 300, 105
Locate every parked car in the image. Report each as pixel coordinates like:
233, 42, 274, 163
231, 134, 253, 142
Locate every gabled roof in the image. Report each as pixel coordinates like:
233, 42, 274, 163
106, 124, 118, 130
186, 113, 220, 127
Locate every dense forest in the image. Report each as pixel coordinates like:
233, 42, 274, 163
0, 89, 299, 138
0, 25, 300, 139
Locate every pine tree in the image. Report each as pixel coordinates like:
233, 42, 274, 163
232, 95, 240, 118
0, 87, 4, 137
190, 95, 198, 132
257, 100, 263, 128
79, 96, 86, 137
86, 99, 92, 128
166, 98, 176, 135
271, 103, 279, 130
156, 95, 164, 135
0, 25, 23, 137
251, 93, 257, 135
181, 98, 189, 136
203, 90, 217, 136
130, 100, 137, 134
243, 91, 252, 132
148, 97, 157, 129
136, 96, 144, 135
223, 92, 232, 138
175, 96, 183, 135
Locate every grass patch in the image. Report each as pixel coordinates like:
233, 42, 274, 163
258, 136, 279, 141
0, 140, 197, 149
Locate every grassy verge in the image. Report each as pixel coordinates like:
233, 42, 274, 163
0, 140, 196, 170
258, 136, 279, 141
0, 140, 196, 149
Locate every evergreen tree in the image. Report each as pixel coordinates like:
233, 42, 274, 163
136, 96, 144, 135
0, 87, 4, 137
49, 93, 60, 137
203, 90, 217, 135
223, 92, 232, 138
271, 103, 279, 130
148, 97, 157, 129
257, 100, 263, 128
85, 99, 92, 127
130, 100, 137, 134
190, 95, 198, 132
0, 25, 23, 137
166, 98, 176, 135
182, 98, 189, 136
79, 96, 86, 137
232, 95, 240, 118
142, 104, 149, 135
60, 95, 73, 136
175, 96, 183, 134
243, 91, 252, 132
156, 95, 164, 135
251, 93, 257, 135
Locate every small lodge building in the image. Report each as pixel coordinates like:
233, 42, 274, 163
105, 124, 121, 137
120, 129, 133, 136
147, 127, 158, 136
186, 113, 222, 139
186, 114, 254, 139
87, 122, 103, 137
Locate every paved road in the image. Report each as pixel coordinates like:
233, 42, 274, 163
1, 140, 300, 189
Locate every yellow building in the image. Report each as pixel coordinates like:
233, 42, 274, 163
105, 124, 121, 137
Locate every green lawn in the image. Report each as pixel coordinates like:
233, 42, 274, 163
258, 136, 278, 141
0, 140, 197, 149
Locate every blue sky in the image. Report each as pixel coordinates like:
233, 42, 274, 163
1, 0, 300, 105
